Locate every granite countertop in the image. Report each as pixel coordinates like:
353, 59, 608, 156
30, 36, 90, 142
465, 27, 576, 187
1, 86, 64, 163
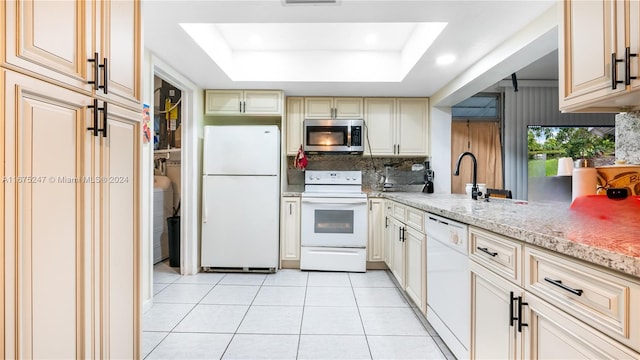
381, 192, 640, 279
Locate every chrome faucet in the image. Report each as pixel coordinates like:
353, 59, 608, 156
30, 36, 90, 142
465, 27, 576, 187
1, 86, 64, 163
453, 152, 481, 200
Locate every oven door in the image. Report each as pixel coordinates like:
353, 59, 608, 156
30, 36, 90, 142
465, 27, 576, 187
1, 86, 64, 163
301, 196, 367, 247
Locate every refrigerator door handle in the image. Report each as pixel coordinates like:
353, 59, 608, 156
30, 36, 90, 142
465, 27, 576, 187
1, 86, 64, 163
202, 177, 208, 223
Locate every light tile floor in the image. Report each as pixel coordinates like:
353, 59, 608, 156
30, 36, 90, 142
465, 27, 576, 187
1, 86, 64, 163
144, 261, 456, 360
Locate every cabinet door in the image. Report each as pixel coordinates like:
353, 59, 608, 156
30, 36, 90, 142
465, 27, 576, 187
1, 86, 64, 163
390, 218, 405, 288
367, 198, 385, 262
286, 97, 304, 155
334, 97, 363, 118
524, 292, 640, 360
2, 70, 94, 359
405, 227, 426, 312
2, 0, 93, 92
98, 104, 140, 359
628, 0, 640, 91
244, 90, 282, 115
560, 0, 625, 111
280, 197, 301, 261
470, 261, 523, 360
304, 97, 334, 118
364, 98, 396, 155
384, 213, 393, 268
205, 90, 243, 115
97, 0, 141, 108
397, 98, 428, 156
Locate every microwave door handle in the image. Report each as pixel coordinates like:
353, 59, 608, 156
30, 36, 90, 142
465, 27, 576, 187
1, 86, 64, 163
347, 125, 352, 147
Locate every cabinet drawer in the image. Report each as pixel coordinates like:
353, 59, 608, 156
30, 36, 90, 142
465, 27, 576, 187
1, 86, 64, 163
391, 202, 406, 221
469, 227, 522, 285
405, 207, 424, 233
525, 247, 640, 352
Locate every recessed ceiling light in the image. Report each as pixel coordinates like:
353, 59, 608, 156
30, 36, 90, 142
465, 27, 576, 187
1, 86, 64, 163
365, 34, 377, 45
436, 54, 456, 65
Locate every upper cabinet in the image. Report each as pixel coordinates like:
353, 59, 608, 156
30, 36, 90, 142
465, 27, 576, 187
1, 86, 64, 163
560, 0, 640, 112
364, 98, 429, 156
1, 0, 141, 109
286, 97, 304, 155
205, 90, 283, 116
304, 97, 363, 119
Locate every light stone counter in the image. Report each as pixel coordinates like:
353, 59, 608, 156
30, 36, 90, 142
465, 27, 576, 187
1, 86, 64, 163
379, 192, 640, 279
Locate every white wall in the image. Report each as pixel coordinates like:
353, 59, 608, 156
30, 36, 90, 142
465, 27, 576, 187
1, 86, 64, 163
430, 106, 452, 193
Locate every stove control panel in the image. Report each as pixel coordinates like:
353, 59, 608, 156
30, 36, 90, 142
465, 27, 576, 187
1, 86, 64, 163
305, 170, 362, 185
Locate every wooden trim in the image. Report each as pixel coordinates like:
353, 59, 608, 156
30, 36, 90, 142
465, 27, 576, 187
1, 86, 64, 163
280, 260, 300, 269
366, 261, 388, 270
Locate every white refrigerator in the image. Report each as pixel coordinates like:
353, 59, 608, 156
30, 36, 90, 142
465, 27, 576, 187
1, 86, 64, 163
201, 125, 280, 270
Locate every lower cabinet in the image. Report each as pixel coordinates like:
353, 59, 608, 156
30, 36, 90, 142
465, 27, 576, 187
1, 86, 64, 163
367, 198, 385, 263
383, 200, 426, 312
469, 226, 640, 359
280, 196, 301, 267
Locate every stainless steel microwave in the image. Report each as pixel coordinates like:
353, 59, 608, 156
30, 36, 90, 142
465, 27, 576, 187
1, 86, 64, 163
303, 119, 364, 154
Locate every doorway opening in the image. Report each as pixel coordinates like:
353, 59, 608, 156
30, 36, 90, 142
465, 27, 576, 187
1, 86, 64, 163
152, 75, 182, 269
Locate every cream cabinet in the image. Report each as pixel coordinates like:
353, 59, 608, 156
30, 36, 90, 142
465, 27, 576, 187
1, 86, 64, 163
1, 0, 141, 109
384, 200, 426, 311
280, 196, 301, 267
367, 198, 385, 262
469, 226, 640, 359
384, 202, 394, 267
304, 97, 363, 119
205, 90, 283, 116
364, 98, 428, 156
1, 69, 140, 359
285, 97, 304, 155
560, 0, 640, 112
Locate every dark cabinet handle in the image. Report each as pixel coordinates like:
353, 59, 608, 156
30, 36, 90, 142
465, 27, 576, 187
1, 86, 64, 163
509, 291, 518, 327
99, 57, 108, 94
477, 247, 498, 257
101, 102, 108, 138
517, 296, 528, 333
385, 216, 389, 228
626, 47, 637, 85
544, 277, 583, 296
612, 53, 624, 89
87, 99, 100, 136
87, 52, 99, 90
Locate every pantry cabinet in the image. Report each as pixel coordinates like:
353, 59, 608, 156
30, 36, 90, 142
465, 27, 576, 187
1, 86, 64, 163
280, 196, 301, 267
560, 0, 640, 112
364, 98, 428, 156
1, 69, 140, 359
205, 90, 283, 116
1, 0, 141, 109
285, 97, 304, 155
367, 198, 385, 262
304, 97, 363, 119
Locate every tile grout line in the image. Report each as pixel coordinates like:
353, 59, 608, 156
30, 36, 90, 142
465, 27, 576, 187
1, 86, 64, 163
349, 272, 375, 360
296, 272, 310, 360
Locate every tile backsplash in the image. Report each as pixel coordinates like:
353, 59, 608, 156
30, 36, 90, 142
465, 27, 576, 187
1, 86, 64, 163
616, 112, 640, 164
286, 154, 429, 191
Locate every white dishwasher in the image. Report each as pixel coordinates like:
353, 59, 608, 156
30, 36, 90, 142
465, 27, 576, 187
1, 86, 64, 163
426, 213, 469, 360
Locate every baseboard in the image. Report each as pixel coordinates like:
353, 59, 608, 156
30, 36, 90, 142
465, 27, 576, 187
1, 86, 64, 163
366, 261, 388, 270
280, 260, 300, 269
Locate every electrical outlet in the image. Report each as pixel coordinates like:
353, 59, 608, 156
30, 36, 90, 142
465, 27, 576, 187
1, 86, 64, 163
169, 89, 175, 97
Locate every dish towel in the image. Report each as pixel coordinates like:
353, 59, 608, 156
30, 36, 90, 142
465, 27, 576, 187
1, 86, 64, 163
294, 145, 308, 170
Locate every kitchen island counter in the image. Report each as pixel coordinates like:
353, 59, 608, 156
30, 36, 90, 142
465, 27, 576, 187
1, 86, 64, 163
377, 192, 640, 278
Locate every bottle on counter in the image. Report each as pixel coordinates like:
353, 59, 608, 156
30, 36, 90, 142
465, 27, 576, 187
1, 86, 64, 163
572, 159, 597, 202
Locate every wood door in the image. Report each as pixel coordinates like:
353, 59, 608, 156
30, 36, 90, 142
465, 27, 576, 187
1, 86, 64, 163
2, 69, 93, 359
384, 207, 393, 268
97, 0, 141, 108
304, 97, 334, 118
390, 218, 405, 288
334, 97, 363, 118
405, 227, 425, 312
523, 292, 640, 359
367, 198, 385, 262
364, 98, 396, 155
470, 261, 523, 360
451, 121, 503, 194
98, 103, 140, 359
244, 90, 282, 115
286, 97, 304, 155
280, 197, 301, 261
2, 0, 92, 92
397, 98, 428, 156
559, 0, 625, 111
205, 90, 243, 115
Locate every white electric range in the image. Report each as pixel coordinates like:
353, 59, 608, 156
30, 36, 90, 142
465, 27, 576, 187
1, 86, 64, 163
300, 170, 367, 272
